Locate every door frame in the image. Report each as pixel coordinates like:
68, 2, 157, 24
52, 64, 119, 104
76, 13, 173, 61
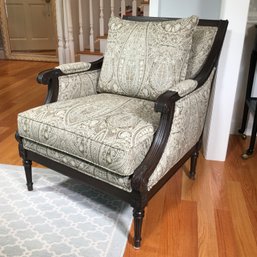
0, 0, 58, 62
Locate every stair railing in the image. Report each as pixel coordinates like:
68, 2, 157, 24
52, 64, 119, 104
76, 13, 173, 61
56, 0, 148, 64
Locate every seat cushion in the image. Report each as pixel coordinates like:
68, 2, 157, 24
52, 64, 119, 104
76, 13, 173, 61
22, 139, 132, 192
18, 93, 160, 176
98, 16, 199, 101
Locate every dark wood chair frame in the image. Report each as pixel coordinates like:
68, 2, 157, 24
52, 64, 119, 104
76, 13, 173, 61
16, 17, 228, 248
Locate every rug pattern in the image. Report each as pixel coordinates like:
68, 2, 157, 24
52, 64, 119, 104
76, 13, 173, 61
0, 165, 132, 257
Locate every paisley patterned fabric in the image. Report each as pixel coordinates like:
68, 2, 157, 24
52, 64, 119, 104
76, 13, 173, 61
18, 93, 160, 177
147, 70, 215, 190
56, 62, 91, 74
172, 79, 198, 97
57, 70, 100, 101
98, 16, 199, 100
186, 26, 218, 78
22, 139, 132, 192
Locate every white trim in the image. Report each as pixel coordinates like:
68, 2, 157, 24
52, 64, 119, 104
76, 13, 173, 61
149, 0, 159, 17
79, 0, 85, 51
203, 0, 251, 161
55, 0, 65, 64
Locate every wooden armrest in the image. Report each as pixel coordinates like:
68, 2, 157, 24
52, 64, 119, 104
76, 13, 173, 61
131, 90, 180, 192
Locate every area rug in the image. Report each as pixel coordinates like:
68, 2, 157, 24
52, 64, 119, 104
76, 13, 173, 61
0, 164, 132, 257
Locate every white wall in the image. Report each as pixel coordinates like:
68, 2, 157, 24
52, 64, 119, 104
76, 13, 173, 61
158, 0, 221, 19
150, 0, 250, 161
230, 0, 257, 135
230, 23, 256, 135
204, 0, 250, 160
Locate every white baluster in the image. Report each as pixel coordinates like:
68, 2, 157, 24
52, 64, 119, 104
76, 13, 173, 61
89, 0, 95, 52
78, 0, 84, 51
66, 0, 75, 62
132, 0, 137, 16
110, 0, 114, 17
55, 0, 65, 64
99, 0, 104, 37
63, 0, 70, 62
121, 0, 126, 17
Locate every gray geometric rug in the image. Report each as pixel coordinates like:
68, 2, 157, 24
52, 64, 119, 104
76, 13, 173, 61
0, 164, 132, 257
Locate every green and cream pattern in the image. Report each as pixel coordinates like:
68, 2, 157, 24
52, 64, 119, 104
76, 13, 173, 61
98, 16, 199, 100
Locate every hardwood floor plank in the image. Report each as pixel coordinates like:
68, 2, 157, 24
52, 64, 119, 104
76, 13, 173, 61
227, 181, 257, 257
176, 200, 198, 257
209, 162, 230, 211
215, 209, 240, 257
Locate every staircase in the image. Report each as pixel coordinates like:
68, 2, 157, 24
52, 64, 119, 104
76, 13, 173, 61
79, 0, 150, 62
55, 0, 150, 64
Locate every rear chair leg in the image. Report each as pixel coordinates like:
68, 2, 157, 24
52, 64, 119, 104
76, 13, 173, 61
189, 140, 202, 180
133, 208, 145, 249
189, 151, 198, 180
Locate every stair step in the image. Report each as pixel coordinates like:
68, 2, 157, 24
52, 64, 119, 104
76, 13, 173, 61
96, 34, 108, 40
78, 49, 103, 56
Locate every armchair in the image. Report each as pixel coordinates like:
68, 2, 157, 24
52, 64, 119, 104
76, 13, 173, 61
16, 16, 228, 248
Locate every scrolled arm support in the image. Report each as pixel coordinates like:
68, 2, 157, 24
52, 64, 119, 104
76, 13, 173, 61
131, 90, 180, 192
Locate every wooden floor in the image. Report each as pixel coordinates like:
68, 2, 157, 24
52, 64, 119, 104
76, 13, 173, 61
1, 60, 257, 257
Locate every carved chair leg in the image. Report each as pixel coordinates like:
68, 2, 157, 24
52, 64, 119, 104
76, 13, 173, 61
189, 151, 199, 180
133, 208, 145, 249
189, 139, 202, 180
16, 132, 34, 191
23, 160, 33, 191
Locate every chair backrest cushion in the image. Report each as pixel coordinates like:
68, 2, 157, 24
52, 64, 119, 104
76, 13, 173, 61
186, 26, 218, 79
97, 16, 199, 101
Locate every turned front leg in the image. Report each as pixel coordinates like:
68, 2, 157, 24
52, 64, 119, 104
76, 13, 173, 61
133, 208, 145, 249
23, 160, 33, 191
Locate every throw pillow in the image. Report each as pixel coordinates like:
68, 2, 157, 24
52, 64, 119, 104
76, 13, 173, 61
98, 16, 199, 101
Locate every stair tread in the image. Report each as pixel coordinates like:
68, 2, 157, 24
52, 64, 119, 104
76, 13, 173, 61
96, 34, 108, 40
79, 49, 103, 56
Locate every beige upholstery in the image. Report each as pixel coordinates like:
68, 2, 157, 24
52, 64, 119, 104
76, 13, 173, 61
16, 15, 228, 249
22, 139, 132, 192
148, 70, 215, 190
98, 16, 199, 100
186, 26, 217, 78
18, 72, 214, 192
18, 93, 160, 177
57, 70, 100, 101
17, 17, 219, 192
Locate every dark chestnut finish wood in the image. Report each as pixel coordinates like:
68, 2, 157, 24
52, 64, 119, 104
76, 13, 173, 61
133, 208, 145, 248
16, 17, 228, 248
189, 138, 202, 180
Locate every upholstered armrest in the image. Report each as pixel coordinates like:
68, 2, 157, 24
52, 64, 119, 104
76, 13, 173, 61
172, 79, 198, 97
37, 58, 103, 103
131, 70, 215, 192
55, 62, 92, 74
147, 70, 216, 191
